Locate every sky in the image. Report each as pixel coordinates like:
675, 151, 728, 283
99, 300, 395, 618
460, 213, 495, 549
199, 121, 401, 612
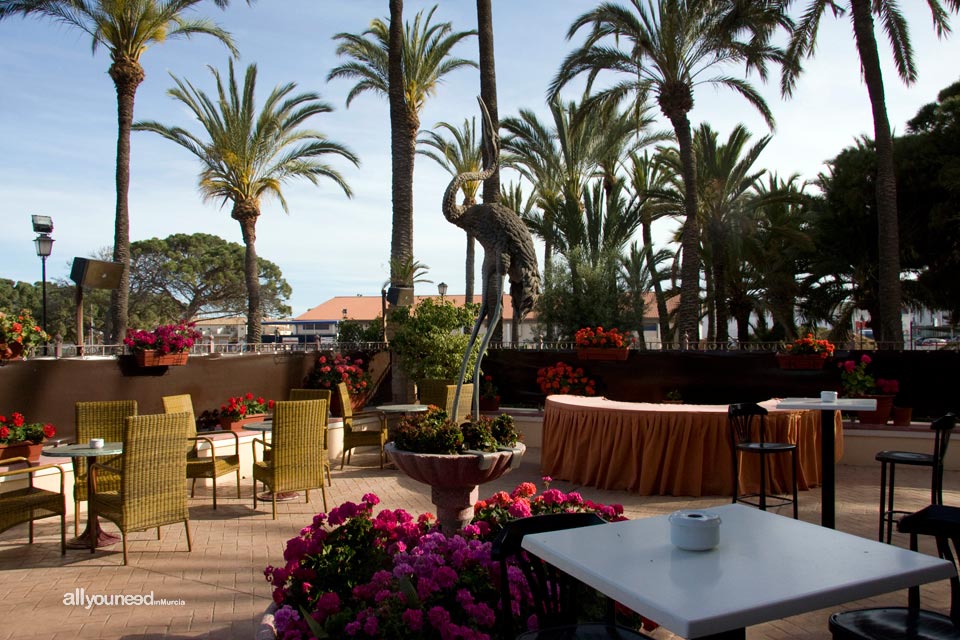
1, 1, 959, 319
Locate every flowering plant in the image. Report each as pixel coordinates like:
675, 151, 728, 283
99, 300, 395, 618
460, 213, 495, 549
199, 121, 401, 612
838, 354, 898, 397
782, 333, 835, 358
0, 412, 56, 445
479, 375, 498, 399
392, 406, 521, 454
303, 353, 372, 398
264, 481, 629, 639
537, 361, 597, 396
219, 392, 274, 420
124, 322, 202, 355
0, 309, 50, 357
574, 326, 628, 349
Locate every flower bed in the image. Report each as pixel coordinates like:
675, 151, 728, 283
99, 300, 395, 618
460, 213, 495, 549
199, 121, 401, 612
264, 480, 628, 639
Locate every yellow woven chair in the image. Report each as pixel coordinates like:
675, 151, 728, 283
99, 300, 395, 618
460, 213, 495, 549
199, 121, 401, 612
288, 389, 332, 486
162, 394, 241, 508
336, 382, 388, 470
89, 412, 192, 565
73, 400, 137, 535
0, 457, 66, 555
418, 379, 474, 422
252, 400, 328, 519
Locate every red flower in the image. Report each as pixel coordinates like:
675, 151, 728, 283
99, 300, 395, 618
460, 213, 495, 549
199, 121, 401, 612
43, 424, 56, 438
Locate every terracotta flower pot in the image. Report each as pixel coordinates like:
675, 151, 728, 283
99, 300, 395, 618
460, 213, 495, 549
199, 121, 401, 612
135, 350, 189, 367
385, 442, 525, 533
857, 394, 895, 425
891, 406, 913, 427
219, 414, 267, 432
478, 396, 501, 412
0, 441, 43, 463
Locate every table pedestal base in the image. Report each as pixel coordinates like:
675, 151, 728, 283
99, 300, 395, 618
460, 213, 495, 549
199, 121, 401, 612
66, 520, 120, 549
257, 491, 300, 502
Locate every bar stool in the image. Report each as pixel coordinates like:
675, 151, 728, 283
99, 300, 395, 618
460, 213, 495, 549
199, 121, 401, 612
728, 403, 799, 519
877, 412, 957, 543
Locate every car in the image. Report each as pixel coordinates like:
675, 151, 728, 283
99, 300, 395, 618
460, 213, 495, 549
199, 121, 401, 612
916, 336, 948, 346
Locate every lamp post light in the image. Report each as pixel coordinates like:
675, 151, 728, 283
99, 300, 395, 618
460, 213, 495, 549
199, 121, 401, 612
31, 215, 54, 335
438, 281, 448, 302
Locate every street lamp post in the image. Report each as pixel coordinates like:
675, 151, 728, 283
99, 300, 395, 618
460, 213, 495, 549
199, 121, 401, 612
438, 281, 448, 302
31, 215, 54, 336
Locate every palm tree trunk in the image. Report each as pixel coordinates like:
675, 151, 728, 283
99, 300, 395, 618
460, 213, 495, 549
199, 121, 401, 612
477, 0, 500, 204
642, 220, 672, 345
108, 57, 144, 346
388, 0, 414, 287
850, 0, 902, 348
465, 233, 475, 303
671, 113, 702, 345
712, 224, 729, 344
233, 201, 262, 344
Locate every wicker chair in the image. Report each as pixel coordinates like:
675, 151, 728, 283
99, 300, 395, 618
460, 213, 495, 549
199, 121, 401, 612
73, 400, 137, 535
162, 394, 241, 509
417, 379, 474, 421
336, 382, 388, 469
288, 389, 332, 485
89, 412, 192, 565
0, 457, 66, 555
252, 400, 328, 519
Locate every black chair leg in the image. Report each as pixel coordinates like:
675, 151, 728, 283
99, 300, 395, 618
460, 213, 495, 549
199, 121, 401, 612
759, 452, 768, 511
886, 463, 898, 544
878, 460, 888, 541
791, 449, 799, 519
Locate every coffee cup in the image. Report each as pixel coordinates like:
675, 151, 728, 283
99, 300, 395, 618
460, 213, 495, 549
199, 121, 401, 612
820, 391, 838, 403
89, 438, 105, 449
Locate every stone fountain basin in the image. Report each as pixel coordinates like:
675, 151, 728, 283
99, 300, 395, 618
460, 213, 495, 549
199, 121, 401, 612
385, 442, 526, 487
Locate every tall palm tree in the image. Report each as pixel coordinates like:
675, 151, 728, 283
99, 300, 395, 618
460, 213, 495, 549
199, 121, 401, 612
477, 0, 499, 205
417, 119, 482, 302
0, 0, 243, 346
551, 0, 789, 343
783, 0, 960, 348
327, 5, 476, 289
133, 60, 359, 343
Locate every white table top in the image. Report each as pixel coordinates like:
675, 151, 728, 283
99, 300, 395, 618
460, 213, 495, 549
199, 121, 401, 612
42, 442, 123, 457
777, 397, 877, 411
521, 504, 954, 639
375, 404, 428, 413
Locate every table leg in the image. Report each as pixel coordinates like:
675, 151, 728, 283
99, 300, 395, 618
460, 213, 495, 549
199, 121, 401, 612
67, 454, 121, 550
821, 409, 837, 529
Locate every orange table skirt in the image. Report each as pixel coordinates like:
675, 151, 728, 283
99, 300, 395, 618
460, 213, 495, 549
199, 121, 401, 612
541, 396, 843, 497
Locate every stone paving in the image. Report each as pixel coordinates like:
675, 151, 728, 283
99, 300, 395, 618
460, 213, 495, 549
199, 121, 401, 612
0, 448, 955, 640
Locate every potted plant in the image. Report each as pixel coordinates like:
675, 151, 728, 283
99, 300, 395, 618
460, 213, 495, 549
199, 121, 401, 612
389, 297, 480, 402
838, 354, 898, 424
124, 322, 202, 366
776, 333, 835, 370
217, 393, 275, 431
478, 374, 500, 411
263, 480, 628, 640
575, 326, 630, 360
0, 309, 50, 361
385, 406, 525, 533
0, 411, 56, 462
537, 361, 597, 397
303, 353, 373, 414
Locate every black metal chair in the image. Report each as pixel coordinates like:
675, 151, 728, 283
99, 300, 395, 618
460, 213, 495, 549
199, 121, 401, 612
491, 512, 651, 639
728, 402, 799, 519
829, 503, 960, 639
877, 413, 957, 543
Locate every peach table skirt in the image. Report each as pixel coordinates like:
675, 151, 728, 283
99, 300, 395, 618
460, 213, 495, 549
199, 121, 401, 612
541, 396, 843, 497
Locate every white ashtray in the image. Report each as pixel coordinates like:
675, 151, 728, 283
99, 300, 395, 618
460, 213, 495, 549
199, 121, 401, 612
89, 438, 105, 449
669, 509, 721, 551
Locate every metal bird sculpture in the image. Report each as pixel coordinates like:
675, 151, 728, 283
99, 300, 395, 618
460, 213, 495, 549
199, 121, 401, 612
442, 96, 542, 419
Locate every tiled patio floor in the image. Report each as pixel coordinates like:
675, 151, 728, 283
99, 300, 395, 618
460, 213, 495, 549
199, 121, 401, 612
1, 449, 955, 639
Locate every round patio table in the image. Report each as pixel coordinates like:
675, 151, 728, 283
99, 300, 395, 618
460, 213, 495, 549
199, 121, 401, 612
42, 442, 123, 549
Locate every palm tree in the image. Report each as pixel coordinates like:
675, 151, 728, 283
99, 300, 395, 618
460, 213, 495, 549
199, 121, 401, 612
551, 0, 789, 343
417, 118, 482, 301
782, 0, 960, 348
133, 60, 359, 343
477, 0, 499, 205
327, 5, 476, 289
0, 0, 243, 346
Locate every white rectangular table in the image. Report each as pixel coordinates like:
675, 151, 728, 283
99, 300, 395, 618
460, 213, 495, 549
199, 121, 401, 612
777, 397, 876, 528
521, 504, 954, 639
